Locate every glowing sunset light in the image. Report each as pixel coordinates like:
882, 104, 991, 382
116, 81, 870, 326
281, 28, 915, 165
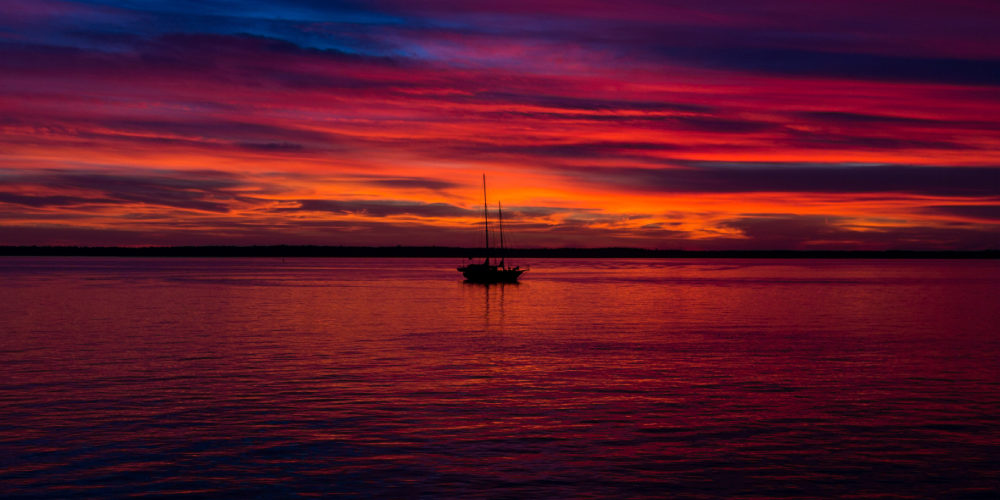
1, 0, 999, 249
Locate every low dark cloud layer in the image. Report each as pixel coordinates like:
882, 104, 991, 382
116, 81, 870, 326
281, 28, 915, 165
1, 169, 253, 213
284, 199, 475, 218
924, 205, 1000, 222
0, 193, 113, 208
720, 214, 999, 250
570, 164, 1000, 197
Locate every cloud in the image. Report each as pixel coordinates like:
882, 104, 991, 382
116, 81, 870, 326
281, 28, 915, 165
363, 177, 462, 191
783, 130, 974, 151
671, 115, 775, 133
503, 141, 681, 158
567, 163, 1000, 197
718, 214, 847, 249
719, 214, 1000, 250
0, 192, 114, 208
2, 1, 999, 250
235, 142, 306, 152
99, 118, 337, 145
469, 92, 711, 113
924, 205, 1000, 222
663, 46, 1000, 86
283, 199, 475, 218
793, 111, 941, 126
0, 169, 256, 213
501, 205, 591, 218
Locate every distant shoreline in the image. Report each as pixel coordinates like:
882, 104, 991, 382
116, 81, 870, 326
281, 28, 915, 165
1, 246, 997, 259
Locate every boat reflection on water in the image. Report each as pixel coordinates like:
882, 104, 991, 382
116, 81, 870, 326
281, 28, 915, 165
458, 174, 527, 283
461, 279, 517, 326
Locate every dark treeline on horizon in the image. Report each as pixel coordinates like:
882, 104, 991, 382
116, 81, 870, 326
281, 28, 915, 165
1, 246, 997, 259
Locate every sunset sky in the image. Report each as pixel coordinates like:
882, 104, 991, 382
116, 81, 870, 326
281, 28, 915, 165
2, 0, 999, 249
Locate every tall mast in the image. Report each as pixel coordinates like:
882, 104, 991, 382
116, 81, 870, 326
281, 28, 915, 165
498, 201, 505, 266
482, 174, 489, 264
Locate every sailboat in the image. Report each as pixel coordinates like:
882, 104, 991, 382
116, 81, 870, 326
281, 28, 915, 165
458, 175, 526, 283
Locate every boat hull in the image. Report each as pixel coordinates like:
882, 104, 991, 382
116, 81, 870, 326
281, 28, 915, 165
458, 264, 525, 283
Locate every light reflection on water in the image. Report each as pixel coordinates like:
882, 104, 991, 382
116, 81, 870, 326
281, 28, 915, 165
1, 257, 999, 498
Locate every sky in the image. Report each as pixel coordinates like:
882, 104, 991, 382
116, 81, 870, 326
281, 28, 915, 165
2, 0, 999, 249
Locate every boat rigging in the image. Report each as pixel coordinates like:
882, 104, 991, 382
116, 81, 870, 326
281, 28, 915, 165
457, 175, 526, 283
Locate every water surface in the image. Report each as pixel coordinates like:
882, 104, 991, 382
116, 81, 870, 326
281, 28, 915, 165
2, 258, 999, 498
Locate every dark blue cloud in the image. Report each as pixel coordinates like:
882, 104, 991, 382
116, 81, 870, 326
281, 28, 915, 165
664, 47, 1000, 86
13, 0, 1000, 88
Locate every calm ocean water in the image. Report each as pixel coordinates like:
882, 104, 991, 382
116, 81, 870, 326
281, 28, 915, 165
1, 257, 998, 498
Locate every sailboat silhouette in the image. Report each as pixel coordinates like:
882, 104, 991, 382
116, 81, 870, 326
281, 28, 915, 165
457, 175, 526, 283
